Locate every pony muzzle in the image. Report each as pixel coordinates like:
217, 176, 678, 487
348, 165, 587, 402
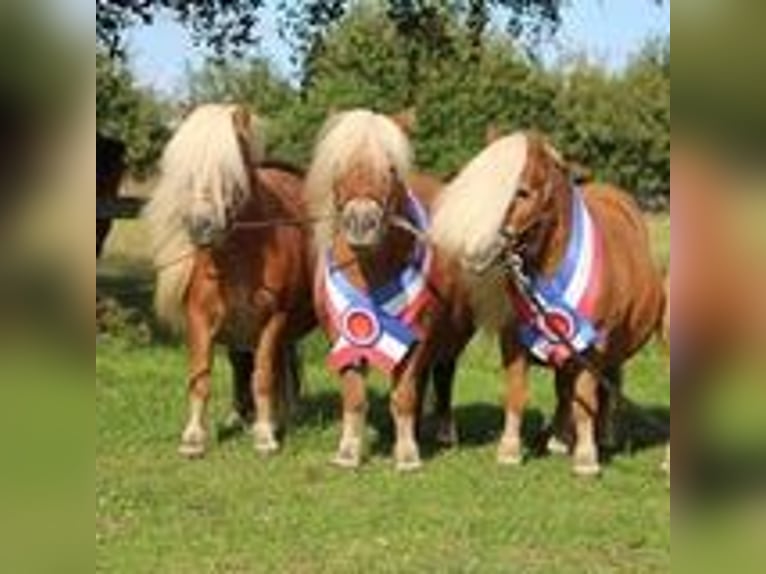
340, 199, 386, 250
186, 213, 224, 247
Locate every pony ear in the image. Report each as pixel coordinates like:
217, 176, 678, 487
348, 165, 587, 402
390, 108, 417, 136
536, 133, 592, 184
485, 124, 504, 145
232, 105, 252, 134
569, 161, 593, 185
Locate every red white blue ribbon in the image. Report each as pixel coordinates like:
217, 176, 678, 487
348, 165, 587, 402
509, 187, 604, 366
320, 192, 434, 374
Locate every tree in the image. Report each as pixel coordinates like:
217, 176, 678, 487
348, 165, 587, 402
97, 53, 171, 177
97, 0, 265, 57
552, 39, 670, 206
185, 58, 302, 161
97, 0, 573, 72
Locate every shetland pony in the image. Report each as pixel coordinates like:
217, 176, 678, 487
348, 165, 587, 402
307, 110, 473, 471
432, 131, 666, 476
96, 133, 126, 258
144, 104, 316, 458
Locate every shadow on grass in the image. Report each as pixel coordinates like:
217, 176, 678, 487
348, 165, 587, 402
615, 403, 671, 457
283, 390, 549, 461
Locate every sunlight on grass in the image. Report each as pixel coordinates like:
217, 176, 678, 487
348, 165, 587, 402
97, 331, 670, 573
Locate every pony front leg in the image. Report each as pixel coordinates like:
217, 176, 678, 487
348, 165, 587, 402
571, 369, 601, 477
392, 352, 428, 472
333, 367, 368, 469
498, 335, 529, 466
179, 309, 215, 458
252, 314, 287, 455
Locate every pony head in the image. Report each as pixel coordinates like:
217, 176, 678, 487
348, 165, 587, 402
155, 103, 262, 247
433, 131, 572, 272
431, 131, 570, 329
498, 132, 571, 267
306, 109, 412, 254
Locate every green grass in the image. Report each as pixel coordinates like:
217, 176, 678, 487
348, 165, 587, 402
97, 338, 669, 573
97, 213, 671, 573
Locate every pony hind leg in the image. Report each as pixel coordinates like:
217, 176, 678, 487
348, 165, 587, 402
547, 370, 575, 456
217, 348, 255, 441
432, 359, 459, 447
597, 364, 625, 456
279, 343, 302, 419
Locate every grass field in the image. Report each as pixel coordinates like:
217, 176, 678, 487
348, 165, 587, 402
96, 217, 670, 573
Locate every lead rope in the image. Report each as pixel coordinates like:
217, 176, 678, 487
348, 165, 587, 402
496, 245, 670, 451
390, 217, 669, 453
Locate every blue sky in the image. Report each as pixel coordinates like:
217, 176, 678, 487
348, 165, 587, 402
120, 0, 670, 95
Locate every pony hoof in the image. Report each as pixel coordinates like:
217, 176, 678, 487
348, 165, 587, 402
395, 457, 423, 473
497, 440, 523, 466
547, 436, 570, 456
436, 421, 459, 448
178, 441, 206, 459
254, 437, 280, 455
217, 412, 250, 440
253, 425, 280, 455
395, 444, 422, 472
332, 449, 362, 470
573, 459, 602, 478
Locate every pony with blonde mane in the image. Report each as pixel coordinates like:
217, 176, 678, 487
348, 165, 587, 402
433, 131, 666, 477
144, 104, 316, 457
307, 110, 473, 471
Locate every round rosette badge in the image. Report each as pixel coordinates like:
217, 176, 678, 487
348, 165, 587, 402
341, 307, 382, 348
536, 306, 576, 342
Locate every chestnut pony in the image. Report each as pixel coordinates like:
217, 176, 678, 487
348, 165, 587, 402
144, 104, 316, 457
307, 110, 473, 471
433, 131, 666, 476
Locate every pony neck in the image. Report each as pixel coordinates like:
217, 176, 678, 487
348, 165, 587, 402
537, 176, 574, 278
331, 191, 417, 291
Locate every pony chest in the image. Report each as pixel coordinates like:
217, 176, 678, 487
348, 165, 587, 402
316, 250, 438, 375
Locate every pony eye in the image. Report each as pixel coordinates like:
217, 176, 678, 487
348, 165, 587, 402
517, 187, 533, 200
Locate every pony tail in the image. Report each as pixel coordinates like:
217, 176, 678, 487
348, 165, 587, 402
144, 181, 195, 330
143, 104, 255, 330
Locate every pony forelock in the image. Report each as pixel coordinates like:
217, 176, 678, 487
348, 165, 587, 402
143, 103, 263, 329
306, 109, 412, 250
431, 132, 529, 330
433, 133, 527, 261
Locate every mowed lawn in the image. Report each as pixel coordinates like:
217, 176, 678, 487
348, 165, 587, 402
96, 216, 670, 574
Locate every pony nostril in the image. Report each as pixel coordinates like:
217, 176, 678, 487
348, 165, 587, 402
188, 216, 219, 245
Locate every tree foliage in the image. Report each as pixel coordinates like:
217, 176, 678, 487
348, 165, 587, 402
97, 0, 568, 64
97, 0, 265, 57
97, 53, 170, 176
97, 2, 669, 204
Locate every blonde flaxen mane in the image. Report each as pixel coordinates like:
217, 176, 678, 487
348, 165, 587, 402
431, 133, 530, 330
305, 110, 412, 251
143, 103, 264, 329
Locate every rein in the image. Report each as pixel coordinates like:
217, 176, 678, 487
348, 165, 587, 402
153, 213, 336, 271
